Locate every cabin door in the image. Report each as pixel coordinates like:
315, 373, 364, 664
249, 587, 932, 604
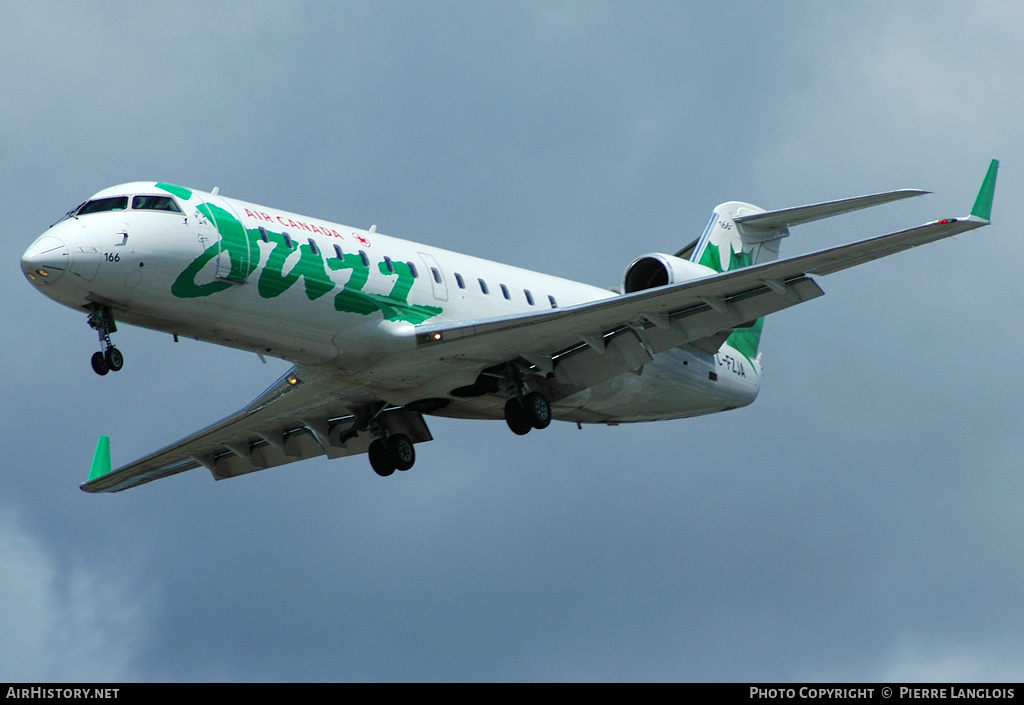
207, 196, 253, 284
418, 252, 448, 302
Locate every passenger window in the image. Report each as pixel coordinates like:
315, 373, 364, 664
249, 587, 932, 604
455, 273, 465, 289
307, 238, 320, 256
77, 197, 128, 215
333, 244, 344, 259
259, 227, 269, 244
359, 251, 369, 266
524, 289, 534, 306
478, 278, 489, 295
548, 295, 558, 308
431, 267, 442, 284
408, 262, 418, 278
131, 195, 182, 213
383, 256, 395, 273
500, 284, 510, 300
283, 233, 294, 249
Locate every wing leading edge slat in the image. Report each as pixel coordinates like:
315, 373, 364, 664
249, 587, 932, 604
81, 367, 433, 493
413, 216, 988, 371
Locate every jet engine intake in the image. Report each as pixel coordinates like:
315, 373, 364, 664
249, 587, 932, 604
621, 253, 717, 294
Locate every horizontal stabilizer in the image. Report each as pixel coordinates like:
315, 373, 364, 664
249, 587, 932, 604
734, 189, 929, 230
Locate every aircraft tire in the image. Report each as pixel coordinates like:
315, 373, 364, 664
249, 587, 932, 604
91, 351, 109, 376
105, 347, 124, 372
524, 392, 551, 430
368, 440, 395, 477
388, 434, 415, 471
504, 398, 532, 436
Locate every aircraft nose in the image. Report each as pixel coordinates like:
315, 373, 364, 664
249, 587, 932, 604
22, 235, 71, 284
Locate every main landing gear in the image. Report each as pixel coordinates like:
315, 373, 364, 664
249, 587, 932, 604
368, 433, 416, 477
87, 305, 124, 376
338, 404, 421, 478
501, 363, 552, 435
504, 392, 552, 435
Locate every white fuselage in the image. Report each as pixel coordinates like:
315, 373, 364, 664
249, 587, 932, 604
22, 182, 759, 423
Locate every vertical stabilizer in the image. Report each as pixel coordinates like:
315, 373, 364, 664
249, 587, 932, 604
691, 201, 787, 274
690, 202, 783, 359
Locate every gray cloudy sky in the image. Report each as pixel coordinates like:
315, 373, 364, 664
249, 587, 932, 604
3, 1, 1023, 682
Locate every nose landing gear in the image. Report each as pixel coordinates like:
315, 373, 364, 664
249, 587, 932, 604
87, 305, 124, 376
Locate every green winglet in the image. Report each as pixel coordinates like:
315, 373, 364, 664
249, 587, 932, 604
971, 159, 999, 221
89, 436, 112, 481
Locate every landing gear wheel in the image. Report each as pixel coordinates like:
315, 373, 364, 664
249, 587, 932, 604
91, 351, 109, 376
524, 391, 551, 430
104, 347, 124, 372
87, 306, 121, 377
388, 433, 416, 471
368, 440, 395, 477
504, 398, 532, 436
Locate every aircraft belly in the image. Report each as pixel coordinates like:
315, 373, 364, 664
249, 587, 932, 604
558, 346, 759, 423
419, 344, 761, 424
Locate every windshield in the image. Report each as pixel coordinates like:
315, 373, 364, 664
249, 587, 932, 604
77, 196, 129, 215
53, 193, 183, 226
132, 195, 182, 212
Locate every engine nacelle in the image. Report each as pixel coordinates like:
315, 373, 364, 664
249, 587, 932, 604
621, 253, 717, 294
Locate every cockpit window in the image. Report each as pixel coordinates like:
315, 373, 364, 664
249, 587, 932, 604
53, 202, 87, 226
132, 195, 182, 212
76, 196, 129, 215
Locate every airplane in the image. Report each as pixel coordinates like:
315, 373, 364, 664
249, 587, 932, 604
20, 160, 998, 493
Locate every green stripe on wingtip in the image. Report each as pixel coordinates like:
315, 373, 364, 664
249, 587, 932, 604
970, 159, 998, 221
89, 436, 112, 481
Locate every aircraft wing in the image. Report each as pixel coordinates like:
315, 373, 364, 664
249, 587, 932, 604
413, 209, 992, 396
81, 366, 432, 493
420, 159, 997, 375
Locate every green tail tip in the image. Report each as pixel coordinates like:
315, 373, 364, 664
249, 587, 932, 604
970, 159, 999, 221
89, 436, 112, 481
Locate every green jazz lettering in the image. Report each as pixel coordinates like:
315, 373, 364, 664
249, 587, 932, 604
328, 253, 378, 316
258, 238, 334, 301
165, 186, 442, 324
373, 259, 441, 325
